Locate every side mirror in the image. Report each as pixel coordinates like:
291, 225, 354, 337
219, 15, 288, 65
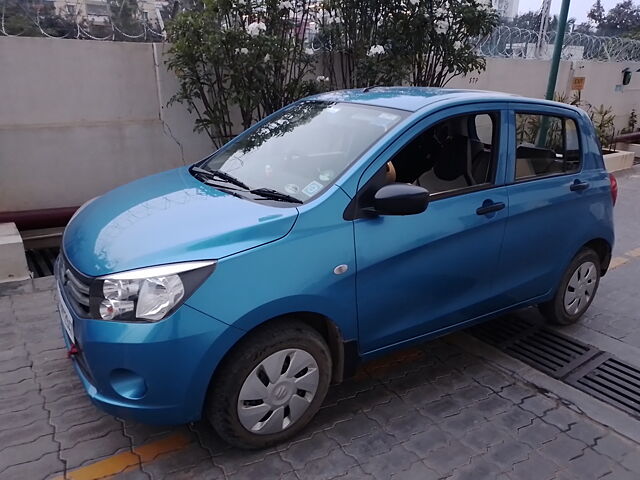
373, 183, 430, 216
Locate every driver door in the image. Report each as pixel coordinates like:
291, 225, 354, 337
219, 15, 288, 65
353, 105, 510, 354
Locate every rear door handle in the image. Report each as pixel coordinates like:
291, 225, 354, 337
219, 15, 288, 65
476, 202, 505, 216
570, 180, 590, 192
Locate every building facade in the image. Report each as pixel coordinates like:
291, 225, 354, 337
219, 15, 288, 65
493, 0, 519, 20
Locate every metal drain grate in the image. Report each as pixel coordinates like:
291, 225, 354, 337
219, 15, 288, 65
471, 313, 599, 379
472, 311, 640, 419
567, 355, 640, 418
25, 247, 60, 278
505, 329, 600, 378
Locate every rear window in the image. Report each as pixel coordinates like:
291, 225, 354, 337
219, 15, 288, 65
515, 113, 581, 181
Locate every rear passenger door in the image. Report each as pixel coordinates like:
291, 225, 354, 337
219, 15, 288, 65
494, 104, 600, 306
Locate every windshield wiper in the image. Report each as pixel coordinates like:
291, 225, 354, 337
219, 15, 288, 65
250, 188, 303, 204
191, 166, 250, 191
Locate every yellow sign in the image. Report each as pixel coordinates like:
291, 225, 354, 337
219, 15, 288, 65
571, 76, 586, 91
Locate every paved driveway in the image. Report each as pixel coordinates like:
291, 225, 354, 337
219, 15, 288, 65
2, 170, 640, 480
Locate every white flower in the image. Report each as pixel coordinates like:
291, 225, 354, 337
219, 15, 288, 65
264, 53, 271, 62
316, 75, 329, 82
453, 41, 463, 50
235, 47, 249, 54
237, 0, 245, 4
246, 21, 266, 36
409, 0, 419, 5
435, 19, 448, 34
435, 7, 447, 17
278, 0, 293, 9
477, 0, 493, 12
367, 44, 385, 56
304, 47, 315, 55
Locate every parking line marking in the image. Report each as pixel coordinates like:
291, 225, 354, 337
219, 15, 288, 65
56, 432, 191, 480
626, 247, 640, 258
609, 256, 630, 270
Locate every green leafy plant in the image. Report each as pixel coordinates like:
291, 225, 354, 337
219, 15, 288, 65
317, 0, 498, 89
589, 104, 617, 152
166, 0, 321, 147
167, 0, 499, 145
621, 108, 638, 134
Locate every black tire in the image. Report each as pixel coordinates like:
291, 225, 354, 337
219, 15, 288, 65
206, 320, 332, 449
539, 248, 601, 326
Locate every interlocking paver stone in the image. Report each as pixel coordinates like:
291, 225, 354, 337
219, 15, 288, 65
279, 431, 339, 469
509, 450, 559, 480
324, 413, 379, 445
389, 460, 438, 480
493, 406, 536, 430
593, 434, 636, 462
520, 395, 559, 417
0, 451, 64, 480
539, 434, 588, 465
359, 444, 419, 479
343, 431, 399, 458
421, 439, 475, 476
0, 434, 58, 472
566, 448, 614, 479
160, 459, 225, 479
515, 418, 561, 448
144, 443, 216, 478
376, 410, 434, 442
485, 439, 531, 470
459, 422, 511, 451
401, 425, 450, 457
471, 393, 513, 417
226, 452, 293, 479
61, 429, 130, 470
0, 418, 54, 450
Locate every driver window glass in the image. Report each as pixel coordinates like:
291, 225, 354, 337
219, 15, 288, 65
387, 112, 498, 196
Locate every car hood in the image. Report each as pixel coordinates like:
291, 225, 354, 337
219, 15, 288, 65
63, 167, 298, 277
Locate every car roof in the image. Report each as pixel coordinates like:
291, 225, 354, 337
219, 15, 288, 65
311, 87, 580, 114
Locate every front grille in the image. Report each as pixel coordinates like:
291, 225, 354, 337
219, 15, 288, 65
57, 254, 92, 317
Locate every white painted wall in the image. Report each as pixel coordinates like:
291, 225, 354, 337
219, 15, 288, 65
448, 57, 640, 132
2, 37, 639, 212
0, 38, 213, 212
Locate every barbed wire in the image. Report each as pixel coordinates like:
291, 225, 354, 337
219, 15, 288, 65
2, 7, 640, 64
0, 0, 165, 41
478, 25, 640, 62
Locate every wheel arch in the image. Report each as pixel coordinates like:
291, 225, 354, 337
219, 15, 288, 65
582, 238, 612, 275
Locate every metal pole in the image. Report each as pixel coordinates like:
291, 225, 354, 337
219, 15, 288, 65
545, 0, 571, 100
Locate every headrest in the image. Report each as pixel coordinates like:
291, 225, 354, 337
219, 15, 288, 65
433, 135, 469, 181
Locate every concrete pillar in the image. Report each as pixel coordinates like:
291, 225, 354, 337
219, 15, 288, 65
0, 223, 31, 283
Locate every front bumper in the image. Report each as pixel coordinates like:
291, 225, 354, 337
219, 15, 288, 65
56, 266, 242, 425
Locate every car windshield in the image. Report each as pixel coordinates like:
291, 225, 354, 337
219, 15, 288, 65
199, 101, 408, 203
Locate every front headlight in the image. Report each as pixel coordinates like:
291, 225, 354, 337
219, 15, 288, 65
89, 261, 216, 322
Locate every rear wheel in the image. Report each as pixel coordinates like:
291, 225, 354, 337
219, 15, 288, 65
206, 320, 332, 449
540, 248, 601, 325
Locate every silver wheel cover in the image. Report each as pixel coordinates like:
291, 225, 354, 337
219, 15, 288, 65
237, 348, 320, 435
563, 261, 597, 315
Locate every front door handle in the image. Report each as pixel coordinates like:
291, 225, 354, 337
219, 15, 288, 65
476, 202, 505, 216
570, 180, 590, 192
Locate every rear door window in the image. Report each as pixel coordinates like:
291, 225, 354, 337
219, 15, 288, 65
514, 113, 581, 181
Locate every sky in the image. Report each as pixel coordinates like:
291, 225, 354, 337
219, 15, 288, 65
517, 0, 623, 23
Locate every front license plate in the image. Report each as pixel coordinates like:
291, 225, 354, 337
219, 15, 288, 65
56, 284, 74, 342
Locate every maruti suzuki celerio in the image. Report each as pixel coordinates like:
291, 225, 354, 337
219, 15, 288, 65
55, 88, 616, 448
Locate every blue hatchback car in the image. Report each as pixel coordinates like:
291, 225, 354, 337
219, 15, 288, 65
56, 88, 616, 448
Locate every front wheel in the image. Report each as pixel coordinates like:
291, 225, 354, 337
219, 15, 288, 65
206, 321, 332, 449
539, 248, 601, 325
